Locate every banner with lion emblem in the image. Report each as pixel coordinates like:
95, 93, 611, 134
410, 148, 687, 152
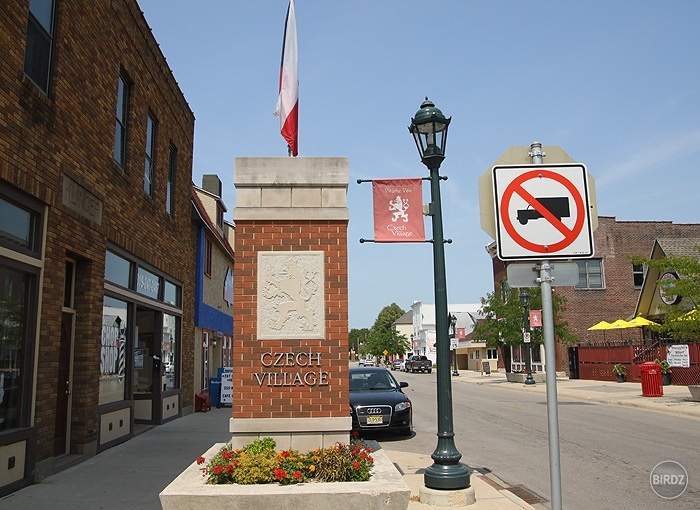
372, 178, 425, 242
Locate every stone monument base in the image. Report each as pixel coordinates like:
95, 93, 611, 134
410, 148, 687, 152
229, 416, 352, 451
159, 442, 411, 510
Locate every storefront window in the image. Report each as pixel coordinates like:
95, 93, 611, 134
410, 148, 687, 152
164, 281, 179, 307
100, 296, 128, 405
136, 267, 159, 300
0, 265, 30, 431
105, 250, 131, 288
162, 314, 178, 391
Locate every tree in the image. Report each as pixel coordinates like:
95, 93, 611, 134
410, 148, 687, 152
349, 328, 370, 355
630, 250, 700, 341
472, 280, 574, 372
366, 303, 410, 359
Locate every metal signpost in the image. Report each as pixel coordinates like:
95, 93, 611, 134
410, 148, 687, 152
479, 142, 596, 510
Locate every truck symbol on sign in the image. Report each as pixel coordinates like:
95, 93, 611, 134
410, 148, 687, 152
517, 197, 570, 225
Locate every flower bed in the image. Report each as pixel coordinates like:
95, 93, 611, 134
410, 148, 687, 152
160, 439, 411, 510
197, 436, 374, 485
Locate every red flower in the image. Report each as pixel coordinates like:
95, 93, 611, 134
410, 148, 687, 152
223, 450, 233, 460
279, 450, 291, 458
226, 463, 234, 474
293, 470, 303, 481
351, 431, 360, 438
196, 456, 206, 465
274, 468, 287, 481
213, 465, 223, 475
351, 461, 361, 471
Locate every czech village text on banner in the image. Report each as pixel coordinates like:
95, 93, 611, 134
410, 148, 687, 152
372, 178, 425, 242
273, 0, 298, 156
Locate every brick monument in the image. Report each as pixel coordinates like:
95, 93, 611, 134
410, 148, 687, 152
230, 157, 350, 451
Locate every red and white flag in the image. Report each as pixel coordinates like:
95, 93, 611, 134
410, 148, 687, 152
273, 0, 298, 156
373, 178, 425, 242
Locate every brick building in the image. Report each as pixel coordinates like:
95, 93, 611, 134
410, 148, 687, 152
489, 216, 700, 375
0, 1, 195, 494
191, 175, 235, 405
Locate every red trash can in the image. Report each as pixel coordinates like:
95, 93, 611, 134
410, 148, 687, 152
641, 361, 663, 397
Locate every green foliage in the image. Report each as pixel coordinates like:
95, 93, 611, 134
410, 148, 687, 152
197, 437, 374, 485
630, 250, 700, 341
612, 363, 626, 375
472, 280, 576, 348
372, 303, 405, 332
654, 358, 671, 373
349, 328, 370, 355
352, 303, 410, 358
314, 441, 374, 483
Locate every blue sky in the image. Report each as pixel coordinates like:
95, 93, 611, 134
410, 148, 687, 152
139, 1, 700, 329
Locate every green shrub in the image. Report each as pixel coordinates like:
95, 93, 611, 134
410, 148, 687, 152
197, 437, 374, 485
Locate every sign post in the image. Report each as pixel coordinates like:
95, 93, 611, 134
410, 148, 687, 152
480, 142, 596, 510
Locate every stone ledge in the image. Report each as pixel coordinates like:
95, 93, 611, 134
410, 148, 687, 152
160, 442, 411, 510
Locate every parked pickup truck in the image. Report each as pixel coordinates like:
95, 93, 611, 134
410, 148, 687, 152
405, 355, 432, 373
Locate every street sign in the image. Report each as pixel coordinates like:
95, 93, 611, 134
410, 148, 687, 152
493, 164, 594, 260
523, 332, 531, 343
479, 146, 598, 240
507, 261, 580, 287
450, 338, 458, 350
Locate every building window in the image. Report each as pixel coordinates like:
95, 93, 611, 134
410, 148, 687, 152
24, 0, 56, 93
105, 250, 132, 288
144, 114, 157, 196
486, 348, 498, 360
216, 204, 224, 229
0, 194, 43, 258
633, 263, 644, 289
166, 145, 176, 216
100, 296, 129, 405
113, 73, 130, 167
575, 259, 603, 289
202, 332, 209, 390
162, 314, 178, 391
204, 237, 213, 277
0, 264, 38, 431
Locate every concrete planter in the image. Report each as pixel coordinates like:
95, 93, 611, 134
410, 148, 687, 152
160, 443, 411, 510
688, 385, 700, 402
506, 372, 546, 383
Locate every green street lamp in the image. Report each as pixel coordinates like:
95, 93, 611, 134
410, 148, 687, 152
449, 313, 459, 377
519, 289, 536, 385
409, 98, 470, 490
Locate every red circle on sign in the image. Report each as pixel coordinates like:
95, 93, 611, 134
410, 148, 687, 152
499, 169, 585, 254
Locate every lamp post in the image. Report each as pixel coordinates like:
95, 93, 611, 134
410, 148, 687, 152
519, 289, 536, 385
409, 98, 470, 490
449, 313, 459, 376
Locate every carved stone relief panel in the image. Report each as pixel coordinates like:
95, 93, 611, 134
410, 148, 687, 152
257, 251, 325, 340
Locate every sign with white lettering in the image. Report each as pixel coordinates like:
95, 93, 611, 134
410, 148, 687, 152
666, 345, 690, 368
220, 369, 233, 405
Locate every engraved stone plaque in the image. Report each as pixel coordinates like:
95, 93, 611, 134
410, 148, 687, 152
257, 251, 325, 340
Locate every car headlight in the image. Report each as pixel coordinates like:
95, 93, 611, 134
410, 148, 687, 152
395, 401, 411, 412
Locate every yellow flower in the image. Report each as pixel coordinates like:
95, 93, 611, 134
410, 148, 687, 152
309, 465, 316, 472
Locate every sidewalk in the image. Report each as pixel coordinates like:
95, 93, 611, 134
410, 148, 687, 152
449, 368, 700, 420
2, 373, 697, 510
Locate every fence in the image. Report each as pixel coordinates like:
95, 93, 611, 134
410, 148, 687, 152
576, 340, 700, 385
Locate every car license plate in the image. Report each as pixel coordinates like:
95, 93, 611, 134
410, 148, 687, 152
366, 416, 383, 425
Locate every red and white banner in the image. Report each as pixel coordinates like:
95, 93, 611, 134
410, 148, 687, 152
530, 309, 542, 328
372, 178, 425, 242
273, 0, 298, 156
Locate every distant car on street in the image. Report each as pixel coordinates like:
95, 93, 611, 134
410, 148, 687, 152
404, 355, 432, 373
358, 356, 374, 367
390, 359, 404, 371
349, 366, 412, 436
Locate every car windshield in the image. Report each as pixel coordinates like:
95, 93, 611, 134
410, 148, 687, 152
350, 371, 398, 391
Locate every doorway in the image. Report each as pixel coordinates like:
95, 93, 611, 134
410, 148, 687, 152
133, 308, 162, 423
54, 312, 73, 456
